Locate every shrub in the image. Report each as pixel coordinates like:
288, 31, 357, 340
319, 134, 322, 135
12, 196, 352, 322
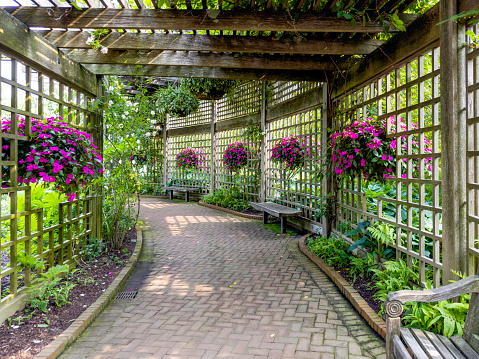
271, 136, 309, 171
223, 142, 248, 172
1, 117, 103, 201
180, 78, 241, 99
202, 189, 251, 211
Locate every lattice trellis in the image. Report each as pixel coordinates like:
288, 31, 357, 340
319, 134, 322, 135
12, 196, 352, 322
265, 107, 322, 222
268, 81, 321, 108
166, 133, 211, 193
216, 81, 261, 122
466, 26, 479, 277
0, 51, 99, 307
166, 101, 212, 130
215, 128, 260, 202
332, 45, 442, 287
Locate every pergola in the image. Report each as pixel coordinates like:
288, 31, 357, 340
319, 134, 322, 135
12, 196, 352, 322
0, 0, 479, 307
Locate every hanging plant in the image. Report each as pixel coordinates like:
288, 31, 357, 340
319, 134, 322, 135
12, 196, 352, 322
176, 148, 205, 170
271, 136, 309, 171
180, 78, 242, 100
155, 86, 199, 118
223, 142, 249, 172
1, 117, 103, 201
329, 118, 396, 182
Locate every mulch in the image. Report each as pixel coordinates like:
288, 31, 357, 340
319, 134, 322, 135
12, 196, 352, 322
0, 228, 137, 359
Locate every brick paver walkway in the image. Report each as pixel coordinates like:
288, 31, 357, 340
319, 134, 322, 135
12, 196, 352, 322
60, 199, 386, 359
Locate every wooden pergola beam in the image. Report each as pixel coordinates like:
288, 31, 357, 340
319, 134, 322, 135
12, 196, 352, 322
66, 49, 344, 71
38, 31, 385, 55
4, 8, 417, 32
82, 64, 330, 81
0, 8, 97, 96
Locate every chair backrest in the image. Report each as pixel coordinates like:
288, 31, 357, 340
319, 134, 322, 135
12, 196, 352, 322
463, 268, 479, 345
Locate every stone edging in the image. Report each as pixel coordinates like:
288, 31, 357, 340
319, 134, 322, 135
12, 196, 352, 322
34, 224, 144, 359
198, 201, 263, 220
298, 234, 386, 339
139, 194, 169, 199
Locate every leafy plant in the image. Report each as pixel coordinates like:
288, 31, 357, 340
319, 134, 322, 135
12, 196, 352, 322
202, 189, 251, 211
242, 123, 264, 143
155, 85, 199, 117
180, 78, 241, 100
307, 235, 350, 268
27, 264, 74, 313
346, 220, 395, 260
16, 254, 44, 271
80, 237, 104, 261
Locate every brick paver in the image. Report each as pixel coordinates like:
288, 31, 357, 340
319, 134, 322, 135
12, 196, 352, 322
60, 199, 385, 359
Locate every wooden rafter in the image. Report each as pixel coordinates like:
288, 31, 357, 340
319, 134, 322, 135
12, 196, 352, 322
82, 64, 330, 81
65, 49, 346, 70
2, 7, 417, 32
38, 30, 385, 55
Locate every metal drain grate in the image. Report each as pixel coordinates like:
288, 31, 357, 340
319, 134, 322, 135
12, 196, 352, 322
115, 291, 138, 300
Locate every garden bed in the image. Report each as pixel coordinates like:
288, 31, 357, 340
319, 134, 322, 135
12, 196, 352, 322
198, 201, 263, 219
299, 234, 387, 338
0, 228, 139, 359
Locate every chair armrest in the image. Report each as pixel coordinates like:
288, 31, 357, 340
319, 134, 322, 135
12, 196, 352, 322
384, 275, 479, 319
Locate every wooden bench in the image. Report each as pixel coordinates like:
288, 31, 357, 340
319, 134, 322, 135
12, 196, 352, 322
385, 270, 479, 359
250, 201, 301, 234
162, 186, 199, 202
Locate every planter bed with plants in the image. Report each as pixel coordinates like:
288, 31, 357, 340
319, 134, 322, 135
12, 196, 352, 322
200, 189, 263, 219
302, 231, 471, 342
198, 200, 263, 220
0, 228, 139, 359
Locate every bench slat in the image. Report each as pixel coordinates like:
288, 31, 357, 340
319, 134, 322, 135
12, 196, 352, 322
393, 335, 413, 359
401, 328, 429, 359
411, 328, 445, 359
424, 331, 457, 359
437, 335, 467, 359
250, 202, 301, 217
468, 334, 479, 355
162, 186, 199, 191
450, 335, 479, 359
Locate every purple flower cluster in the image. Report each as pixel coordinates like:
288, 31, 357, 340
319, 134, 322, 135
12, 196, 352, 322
223, 142, 248, 172
271, 136, 309, 171
176, 147, 205, 170
1, 116, 103, 201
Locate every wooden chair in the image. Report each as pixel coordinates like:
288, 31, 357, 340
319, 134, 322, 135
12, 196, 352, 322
384, 271, 479, 359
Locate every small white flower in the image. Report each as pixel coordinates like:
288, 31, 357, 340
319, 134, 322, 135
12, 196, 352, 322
122, 115, 126, 119
119, 160, 122, 164
146, 132, 151, 137
151, 111, 155, 115
137, 140, 141, 144
153, 131, 157, 135
86, 36, 94, 45
125, 111, 129, 115
100, 46, 108, 54
127, 101, 131, 106
132, 160, 136, 164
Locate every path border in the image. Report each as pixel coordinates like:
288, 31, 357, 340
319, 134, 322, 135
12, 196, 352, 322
34, 224, 144, 359
198, 200, 263, 220
298, 234, 387, 339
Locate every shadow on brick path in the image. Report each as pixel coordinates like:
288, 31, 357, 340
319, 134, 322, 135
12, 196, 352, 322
59, 198, 386, 359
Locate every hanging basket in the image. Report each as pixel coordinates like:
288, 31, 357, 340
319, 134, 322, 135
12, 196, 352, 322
195, 89, 226, 101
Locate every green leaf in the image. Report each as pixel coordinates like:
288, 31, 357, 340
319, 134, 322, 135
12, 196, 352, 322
37, 324, 49, 328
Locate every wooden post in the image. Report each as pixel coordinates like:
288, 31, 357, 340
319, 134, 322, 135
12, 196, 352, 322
321, 82, 333, 237
440, 0, 468, 282
260, 81, 267, 202
162, 125, 168, 187
210, 101, 216, 194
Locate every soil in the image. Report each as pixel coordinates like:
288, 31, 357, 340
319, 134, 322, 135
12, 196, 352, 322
0, 228, 137, 359
305, 236, 383, 316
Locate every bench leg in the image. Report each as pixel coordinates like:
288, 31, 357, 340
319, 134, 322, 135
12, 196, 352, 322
263, 212, 268, 224
169, 190, 173, 200
281, 217, 287, 234
185, 191, 189, 202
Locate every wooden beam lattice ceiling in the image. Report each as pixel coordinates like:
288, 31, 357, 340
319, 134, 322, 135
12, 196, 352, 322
0, 0, 431, 79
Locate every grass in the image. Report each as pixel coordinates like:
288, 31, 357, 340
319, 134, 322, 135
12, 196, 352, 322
264, 223, 297, 235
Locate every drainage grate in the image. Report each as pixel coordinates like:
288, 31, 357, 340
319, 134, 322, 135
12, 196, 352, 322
115, 291, 138, 300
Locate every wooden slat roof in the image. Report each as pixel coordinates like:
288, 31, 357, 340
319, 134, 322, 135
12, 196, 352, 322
0, 0, 431, 80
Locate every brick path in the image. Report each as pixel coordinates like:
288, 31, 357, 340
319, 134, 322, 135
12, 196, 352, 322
60, 199, 386, 359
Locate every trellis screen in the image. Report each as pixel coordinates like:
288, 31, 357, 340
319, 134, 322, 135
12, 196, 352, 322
0, 51, 100, 307
332, 45, 442, 287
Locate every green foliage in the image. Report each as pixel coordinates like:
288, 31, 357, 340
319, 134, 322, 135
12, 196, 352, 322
80, 237, 105, 261
346, 220, 395, 260
202, 189, 251, 211
16, 254, 44, 271
28, 264, 74, 313
307, 235, 350, 268
180, 78, 241, 99
370, 259, 418, 312
242, 123, 264, 143
155, 85, 199, 117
